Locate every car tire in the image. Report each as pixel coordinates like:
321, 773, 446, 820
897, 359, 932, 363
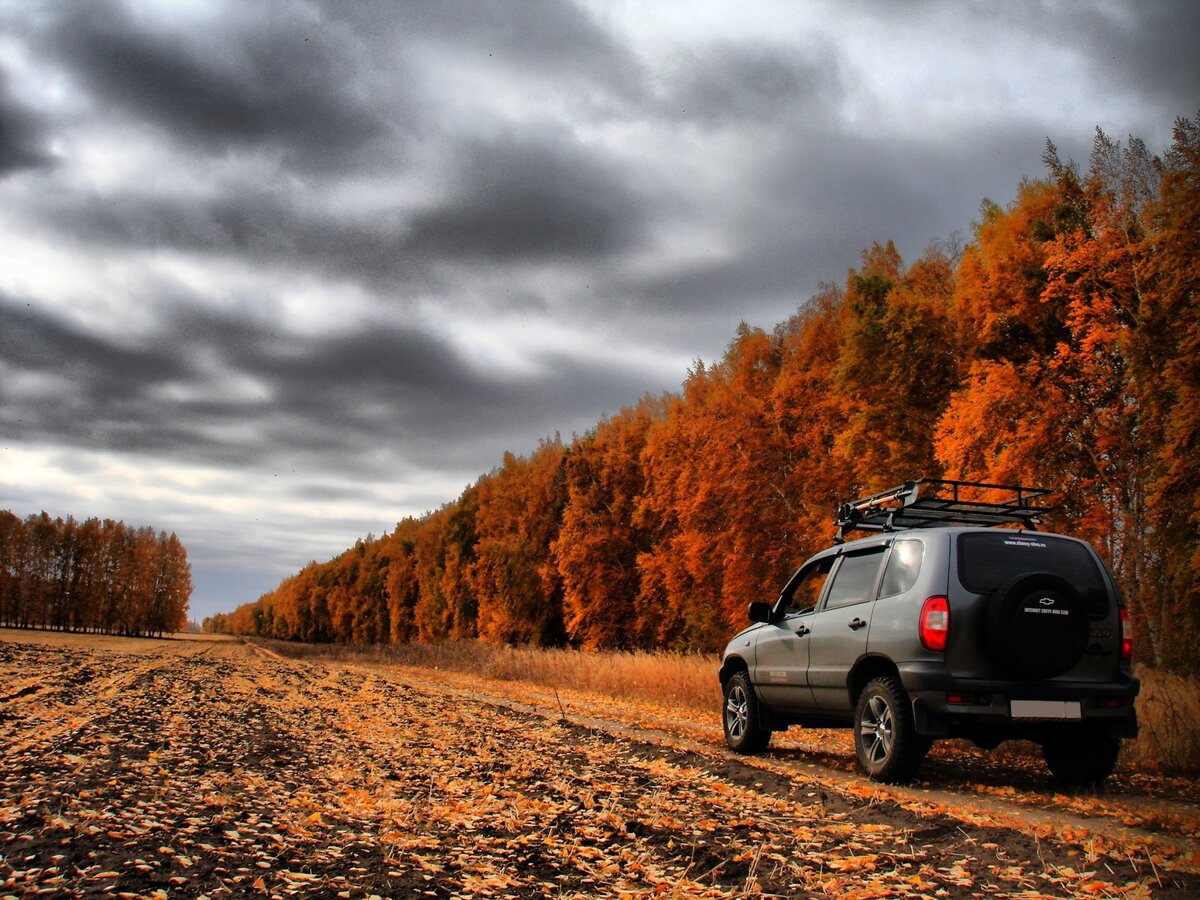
986, 572, 1089, 679
723, 671, 771, 754
854, 675, 931, 783
1042, 729, 1120, 788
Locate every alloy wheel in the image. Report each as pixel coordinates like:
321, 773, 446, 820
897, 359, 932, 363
860, 694, 894, 764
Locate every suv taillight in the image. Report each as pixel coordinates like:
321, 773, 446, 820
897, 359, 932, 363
919, 595, 950, 652
1120, 606, 1132, 660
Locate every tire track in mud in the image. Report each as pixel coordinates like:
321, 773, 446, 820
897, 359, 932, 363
2, 633, 1198, 898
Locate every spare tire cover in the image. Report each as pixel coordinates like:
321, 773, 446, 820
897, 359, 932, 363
985, 572, 1089, 679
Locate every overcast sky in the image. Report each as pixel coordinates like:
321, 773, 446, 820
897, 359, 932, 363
1, 1, 1196, 622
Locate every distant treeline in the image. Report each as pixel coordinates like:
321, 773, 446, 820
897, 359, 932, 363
0, 511, 192, 637
215, 115, 1200, 676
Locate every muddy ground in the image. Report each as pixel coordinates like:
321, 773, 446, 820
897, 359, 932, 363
1, 629, 1197, 898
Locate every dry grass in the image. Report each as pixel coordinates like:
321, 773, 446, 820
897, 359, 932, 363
261, 638, 1200, 775
259, 638, 723, 712
1129, 664, 1200, 774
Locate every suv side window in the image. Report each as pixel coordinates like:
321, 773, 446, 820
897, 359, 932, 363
781, 556, 835, 614
823, 547, 887, 610
879, 539, 924, 598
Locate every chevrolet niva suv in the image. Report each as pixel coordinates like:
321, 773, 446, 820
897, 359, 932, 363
719, 479, 1139, 786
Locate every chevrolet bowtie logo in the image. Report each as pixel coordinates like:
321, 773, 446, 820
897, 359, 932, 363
1038, 597, 1056, 606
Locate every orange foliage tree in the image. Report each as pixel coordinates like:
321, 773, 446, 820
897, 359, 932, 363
471, 440, 568, 645
219, 113, 1200, 674
936, 118, 1200, 671
1138, 115, 1200, 672
0, 511, 191, 636
552, 396, 666, 649
634, 324, 802, 649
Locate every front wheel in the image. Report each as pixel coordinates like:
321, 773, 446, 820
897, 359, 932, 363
854, 676, 930, 783
723, 671, 771, 754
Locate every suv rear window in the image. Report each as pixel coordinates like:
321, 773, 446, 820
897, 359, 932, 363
957, 533, 1108, 615
880, 539, 924, 598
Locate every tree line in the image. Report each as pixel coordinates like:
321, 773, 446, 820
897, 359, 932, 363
0, 511, 192, 637
215, 115, 1200, 676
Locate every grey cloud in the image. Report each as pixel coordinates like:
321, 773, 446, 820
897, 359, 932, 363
42, 0, 395, 169
609, 117, 1060, 328
327, 0, 646, 104
0, 72, 52, 176
1077, 0, 1200, 125
28, 187, 418, 289
405, 133, 647, 261
906, 0, 1199, 137
1, 294, 652, 478
666, 41, 845, 124
30, 124, 648, 272
2, 0, 1191, 620
1, 296, 257, 463
1, 296, 190, 396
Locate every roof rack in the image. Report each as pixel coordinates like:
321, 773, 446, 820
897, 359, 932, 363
834, 478, 1053, 543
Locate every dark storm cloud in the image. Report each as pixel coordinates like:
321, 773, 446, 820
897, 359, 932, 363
405, 133, 647, 261
0, 294, 651, 476
41, 0, 393, 169
1076, 0, 1200, 123
0, 296, 446, 465
29, 187, 414, 286
0, 296, 189, 396
1, 296, 243, 460
0, 72, 52, 176
28, 126, 647, 277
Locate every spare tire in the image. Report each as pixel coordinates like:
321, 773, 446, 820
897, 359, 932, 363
985, 572, 1088, 679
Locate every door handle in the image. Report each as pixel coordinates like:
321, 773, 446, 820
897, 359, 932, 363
848, 618, 867, 631
795, 624, 810, 637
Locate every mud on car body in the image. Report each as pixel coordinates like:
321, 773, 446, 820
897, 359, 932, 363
719, 479, 1139, 785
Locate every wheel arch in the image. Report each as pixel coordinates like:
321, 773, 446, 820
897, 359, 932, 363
848, 654, 901, 705
719, 655, 750, 688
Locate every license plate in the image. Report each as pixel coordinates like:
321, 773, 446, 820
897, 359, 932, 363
1011, 699, 1081, 719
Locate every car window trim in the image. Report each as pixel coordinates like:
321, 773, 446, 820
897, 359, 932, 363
817, 542, 891, 612
878, 537, 926, 599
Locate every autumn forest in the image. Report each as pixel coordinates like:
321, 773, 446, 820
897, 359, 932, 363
0, 512, 192, 637
216, 116, 1200, 677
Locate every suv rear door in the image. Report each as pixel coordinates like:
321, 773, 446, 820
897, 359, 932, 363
951, 531, 1119, 681
807, 544, 888, 710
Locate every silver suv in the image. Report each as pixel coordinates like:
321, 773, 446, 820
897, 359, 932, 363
718, 480, 1139, 785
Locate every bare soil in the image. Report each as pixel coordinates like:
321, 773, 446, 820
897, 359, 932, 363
2, 628, 1197, 898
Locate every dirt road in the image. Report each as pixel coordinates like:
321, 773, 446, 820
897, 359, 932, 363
2, 631, 1197, 898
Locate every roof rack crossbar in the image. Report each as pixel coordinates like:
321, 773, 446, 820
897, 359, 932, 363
834, 478, 1053, 542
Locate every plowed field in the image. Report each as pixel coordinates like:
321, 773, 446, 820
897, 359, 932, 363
2, 629, 1198, 898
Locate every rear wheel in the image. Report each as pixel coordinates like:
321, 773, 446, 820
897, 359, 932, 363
854, 676, 931, 783
1042, 729, 1120, 788
723, 671, 771, 754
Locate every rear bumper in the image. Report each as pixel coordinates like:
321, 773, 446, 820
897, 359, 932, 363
899, 662, 1140, 739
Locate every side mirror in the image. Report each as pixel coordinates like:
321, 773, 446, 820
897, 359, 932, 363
748, 601, 773, 624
